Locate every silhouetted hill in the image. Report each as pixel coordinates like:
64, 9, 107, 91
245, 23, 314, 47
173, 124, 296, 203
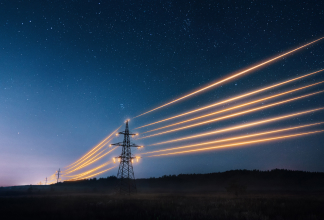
136, 169, 324, 193
1, 169, 324, 195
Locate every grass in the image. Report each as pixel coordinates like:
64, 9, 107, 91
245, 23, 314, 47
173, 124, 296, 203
1, 192, 323, 220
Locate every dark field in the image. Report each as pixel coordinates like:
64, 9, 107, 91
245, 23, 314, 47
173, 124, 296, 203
2, 170, 324, 219
1, 192, 324, 220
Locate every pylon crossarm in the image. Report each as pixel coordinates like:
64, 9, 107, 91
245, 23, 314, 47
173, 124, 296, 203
129, 144, 140, 147
119, 132, 136, 135
132, 143, 144, 149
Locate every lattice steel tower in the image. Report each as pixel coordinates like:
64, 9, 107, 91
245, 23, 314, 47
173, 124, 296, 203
111, 120, 140, 195
56, 169, 61, 183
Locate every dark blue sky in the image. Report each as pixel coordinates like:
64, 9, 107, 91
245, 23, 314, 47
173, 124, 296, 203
1, 0, 324, 186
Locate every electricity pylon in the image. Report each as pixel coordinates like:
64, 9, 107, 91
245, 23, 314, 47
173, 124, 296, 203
111, 120, 140, 195
45, 177, 47, 185
56, 168, 61, 183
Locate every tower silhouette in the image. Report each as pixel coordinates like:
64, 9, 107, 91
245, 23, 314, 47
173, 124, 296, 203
111, 120, 140, 195
56, 168, 61, 183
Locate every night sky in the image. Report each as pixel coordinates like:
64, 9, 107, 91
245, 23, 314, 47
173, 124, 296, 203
1, 0, 324, 186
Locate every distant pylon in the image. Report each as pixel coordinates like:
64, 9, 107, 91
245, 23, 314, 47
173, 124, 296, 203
56, 168, 61, 183
111, 120, 141, 195
45, 177, 47, 185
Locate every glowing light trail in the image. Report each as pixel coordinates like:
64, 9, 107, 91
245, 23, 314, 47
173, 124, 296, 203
139, 90, 324, 139
65, 125, 121, 170
64, 137, 115, 172
143, 82, 324, 134
149, 107, 324, 146
65, 126, 121, 168
67, 166, 117, 181
135, 69, 324, 130
142, 122, 324, 154
64, 137, 115, 174
63, 161, 111, 178
64, 147, 117, 175
63, 145, 111, 175
64, 147, 114, 175
64, 139, 113, 172
65, 161, 112, 180
147, 130, 324, 157
134, 37, 324, 118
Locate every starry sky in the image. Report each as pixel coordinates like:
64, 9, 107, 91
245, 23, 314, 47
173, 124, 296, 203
1, 0, 324, 186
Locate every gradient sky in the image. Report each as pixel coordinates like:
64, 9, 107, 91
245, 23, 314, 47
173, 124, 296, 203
1, 0, 324, 186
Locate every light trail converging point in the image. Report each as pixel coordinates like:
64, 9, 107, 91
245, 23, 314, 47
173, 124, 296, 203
63, 161, 111, 178
134, 37, 324, 119
139, 91, 324, 140
64, 147, 117, 175
64, 143, 111, 174
64, 125, 122, 170
65, 125, 121, 168
141, 122, 324, 155
148, 107, 324, 146
135, 69, 324, 130
66, 166, 117, 181
147, 130, 324, 157
142, 81, 324, 134
65, 161, 112, 180
64, 137, 114, 173
65, 147, 116, 175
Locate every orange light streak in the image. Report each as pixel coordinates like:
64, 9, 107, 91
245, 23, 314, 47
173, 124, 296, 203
65, 125, 122, 170
76, 147, 116, 169
68, 166, 117, 181
139, 90, 324, 139
63, 161, 111, 178
65, 126, 120, 168
148, 130, 324, 157
64, 147, 113, 175
64, 147, 117, 175
135, 69, 324, 130
65, 161, 111, 180
149, 107, 324, 146
64, 134, 115, 172
134, 37, 324, 119
143, 82, 324, 134
64, 137, 115, 173
142, 122, 324, 154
